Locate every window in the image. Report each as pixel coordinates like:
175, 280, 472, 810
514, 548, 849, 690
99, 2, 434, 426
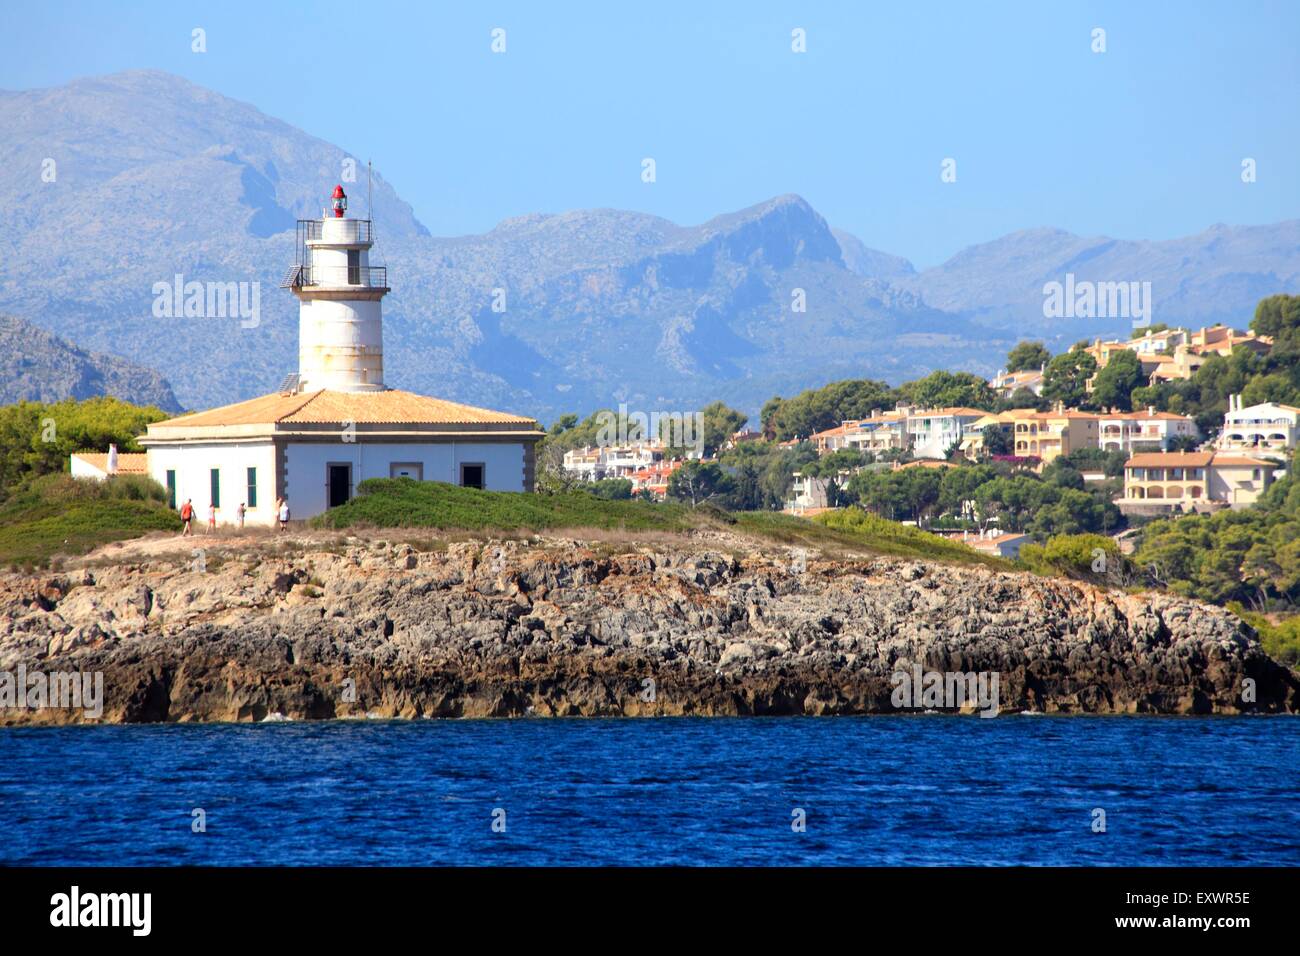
246, 467, 258, 508
210, 468, 220, 509
460, 463, 485, 490
165, 470, 177, 509
347, 248, 361, 285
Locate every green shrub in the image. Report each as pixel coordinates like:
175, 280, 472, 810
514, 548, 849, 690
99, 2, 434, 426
311, 478, 694, 533
811, 507, 1010, 567
1227, 603, 1300, 667
0, 473, 176, 566
1019, 533, 1119, 580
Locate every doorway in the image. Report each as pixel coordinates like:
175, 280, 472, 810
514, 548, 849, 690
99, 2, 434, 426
327, 463, 353, 508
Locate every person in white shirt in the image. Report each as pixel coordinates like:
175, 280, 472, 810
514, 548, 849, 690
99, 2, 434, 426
277, 499, 290, 532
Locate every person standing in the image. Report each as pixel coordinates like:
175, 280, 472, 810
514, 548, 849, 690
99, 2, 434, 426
179, 498, 194, 537
278, 498, 290, 532
208, 503, 217, 533
236, 502, 247, 529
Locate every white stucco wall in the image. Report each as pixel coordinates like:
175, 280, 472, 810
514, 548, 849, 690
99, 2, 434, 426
283, 440, 530, 519
147, 442, 278, 526
70, 456, 108, 480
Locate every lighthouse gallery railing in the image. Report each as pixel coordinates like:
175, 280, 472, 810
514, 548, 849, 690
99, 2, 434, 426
301, 219, 374, 244
300, 265, 388, 288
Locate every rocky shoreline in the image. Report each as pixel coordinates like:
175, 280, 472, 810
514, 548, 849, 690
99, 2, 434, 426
1, 534, 1296, 723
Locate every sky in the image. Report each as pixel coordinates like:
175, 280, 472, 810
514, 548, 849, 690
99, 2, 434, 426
2, 0, 1297, 268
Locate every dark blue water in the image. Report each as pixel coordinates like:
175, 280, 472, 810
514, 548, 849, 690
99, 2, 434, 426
1, 717, 1296, 866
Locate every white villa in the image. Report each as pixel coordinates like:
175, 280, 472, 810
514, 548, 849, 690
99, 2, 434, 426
1097, 408, 1200, 454
1216, 396, 1299, 460
987, 367, 1045, 399
123, 186, 542, 526
907, 407, 988, 460
561, 442, 664, 482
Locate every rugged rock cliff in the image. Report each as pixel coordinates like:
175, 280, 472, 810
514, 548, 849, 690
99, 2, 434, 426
1, 535, 1296, 723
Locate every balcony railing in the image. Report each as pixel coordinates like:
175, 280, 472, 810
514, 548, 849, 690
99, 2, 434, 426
301, 219, 374, 244
301, 266, 388, 288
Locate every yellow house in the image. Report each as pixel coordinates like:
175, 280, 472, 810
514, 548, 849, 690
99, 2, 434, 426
1010, 407, 1099, 464
960, 410, 1017, 460
1119, 450, 1278, 513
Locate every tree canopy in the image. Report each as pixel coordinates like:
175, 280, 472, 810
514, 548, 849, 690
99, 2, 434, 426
1005, 340, 1051, 373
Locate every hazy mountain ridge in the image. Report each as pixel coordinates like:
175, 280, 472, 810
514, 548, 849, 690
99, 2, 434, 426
1, 69, 1296, 422
0, 315, 180, 410
904, 221, 1300, 342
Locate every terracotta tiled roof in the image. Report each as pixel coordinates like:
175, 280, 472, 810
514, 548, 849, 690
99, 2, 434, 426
72, 452, 148, 474
154, 389, 540, 429
894, 459, 958, 470
913, 407, 989, 417
1099, 410, 1195, 421
810, 422, 853, 440
1210, 455, 1279, 468
1126, 451, 1214, 468
1016, 410, 1100, 420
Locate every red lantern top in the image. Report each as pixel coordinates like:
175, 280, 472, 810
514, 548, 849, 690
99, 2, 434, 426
331, 185, 347, 218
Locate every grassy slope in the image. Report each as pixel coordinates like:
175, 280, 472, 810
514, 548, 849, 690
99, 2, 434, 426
313, 479, 1009, 569
0, 475, 177, 567
312, 478, 696, 533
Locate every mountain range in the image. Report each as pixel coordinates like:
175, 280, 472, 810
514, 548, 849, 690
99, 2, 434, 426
2, 69, 1297, 421
0, 315, 179, 410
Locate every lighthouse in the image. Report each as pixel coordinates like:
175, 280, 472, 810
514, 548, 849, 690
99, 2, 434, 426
135, 183, 543, 524
289, 184, 389, 392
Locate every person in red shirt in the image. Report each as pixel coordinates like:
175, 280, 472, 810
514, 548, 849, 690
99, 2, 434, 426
179, 499, 194, 536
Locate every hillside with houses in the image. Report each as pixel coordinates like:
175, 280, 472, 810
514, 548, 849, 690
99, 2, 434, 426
549, 295, 1300, 613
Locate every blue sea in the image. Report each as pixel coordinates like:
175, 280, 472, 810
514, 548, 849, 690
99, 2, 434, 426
1, 717, 1296, 866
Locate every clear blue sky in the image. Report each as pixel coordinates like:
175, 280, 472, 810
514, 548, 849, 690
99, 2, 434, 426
4, 0, 1297, 267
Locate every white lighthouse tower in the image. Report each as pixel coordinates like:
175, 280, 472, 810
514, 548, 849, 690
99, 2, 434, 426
288, 184, 388, 392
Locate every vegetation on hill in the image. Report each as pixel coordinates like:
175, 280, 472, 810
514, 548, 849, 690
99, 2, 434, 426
1018, 533, 1119, 580
844, 450, 1122, 538
313, 478, 696, 533
1129, 294, 1300, 433
0, 396, 168, 501
0, 473, 176, 568
761, 379, 899, 440
0, 396, 176, 566
310, 479, 1008, 569
1005, 341, 1050, 372
1226, 604, 1300, 666
812, 508, 1009, 568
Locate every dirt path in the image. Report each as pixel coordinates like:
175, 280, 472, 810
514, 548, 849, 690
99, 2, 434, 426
78, 526, 355, 564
